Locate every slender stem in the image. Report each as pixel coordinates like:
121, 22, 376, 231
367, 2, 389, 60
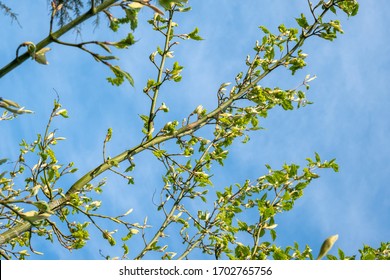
134, 188, 186, 260
146, 11, 174, 140
136, 133, 218, 259
176, 234, 204, 260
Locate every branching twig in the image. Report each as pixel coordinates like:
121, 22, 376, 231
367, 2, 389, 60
0, 0, 121, 79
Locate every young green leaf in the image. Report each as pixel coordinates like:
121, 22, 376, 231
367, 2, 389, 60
107, 65, 134, 86
295, 13, 309, 29
158, 0, 188, 10
317, 234, 339, 260
34, 47, 51, 65
187, 27, 203, 40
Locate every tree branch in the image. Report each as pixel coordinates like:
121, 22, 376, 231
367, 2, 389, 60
0, 1, 340, 252
0, 0, 121, 79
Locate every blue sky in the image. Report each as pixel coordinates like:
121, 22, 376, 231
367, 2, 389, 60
0, 1, 389, 259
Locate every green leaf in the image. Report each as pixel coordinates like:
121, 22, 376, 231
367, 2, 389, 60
112, 33, 136, 49
237, 220, 248, 231
259, 25, 270, 34
139, 114, 149, 124
338, 248, 345, 259
270, 229, 277, 241
235, 244, 251, 259
170, 61, 184, 82
109, 8, 139, 32
124, 8, 139, 31
107, 65, 134, 87
55, 108, 69, 118
97, 55, 118, 61
331, 162, 339, 172
281, 100, 293, 110
122, 243, 129, 255
187, 27, 203, 40
152, 149, 166, 159
315, 152, 321, 162
317, 234, 338, 260
295, 13, 309, 29
102, 230, 116, 246
109, 18, 120, 32
338, 0, 359, 17
158, 0, 188, 10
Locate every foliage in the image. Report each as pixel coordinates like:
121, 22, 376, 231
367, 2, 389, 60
1, 0, 388, 260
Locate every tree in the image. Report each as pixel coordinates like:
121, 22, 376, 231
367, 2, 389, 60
0, 0, 388, 260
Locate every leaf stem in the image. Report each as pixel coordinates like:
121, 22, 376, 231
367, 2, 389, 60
146, 11, 174, 140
